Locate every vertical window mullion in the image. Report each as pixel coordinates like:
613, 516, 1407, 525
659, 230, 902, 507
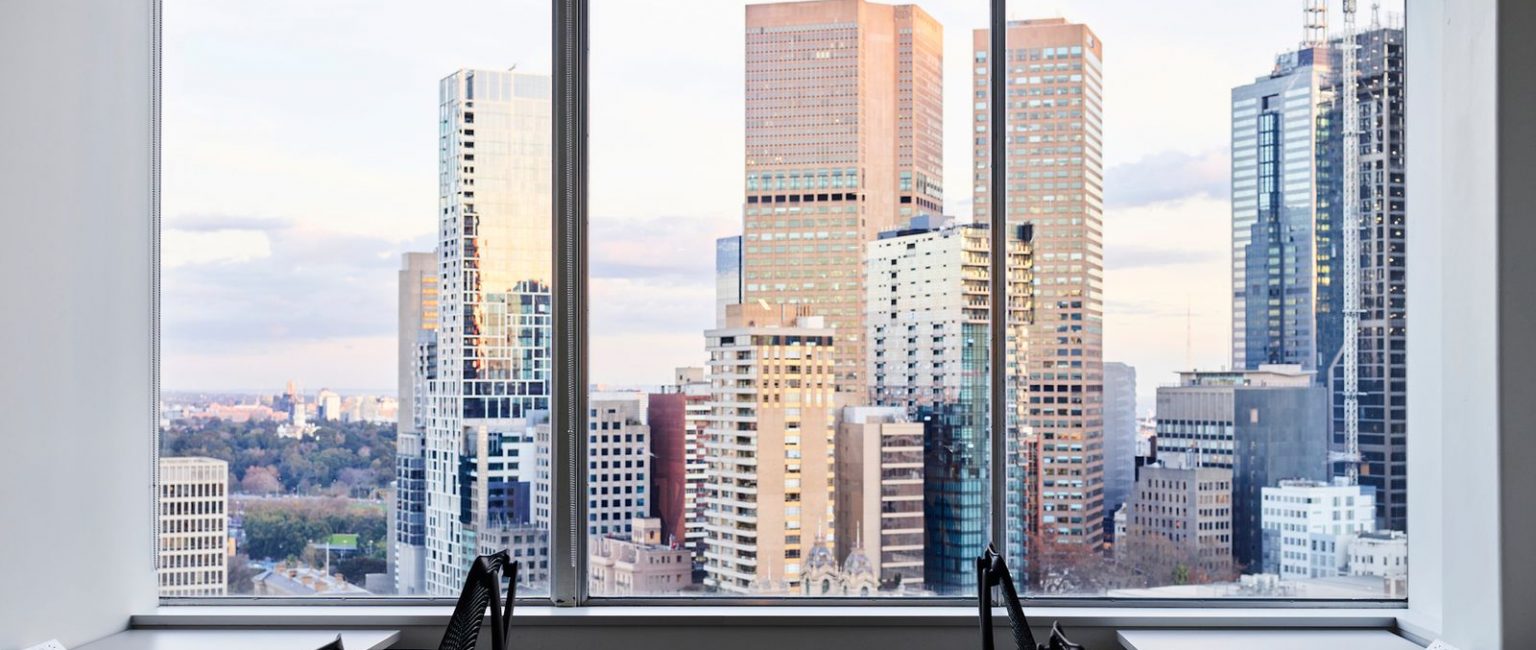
551, 0, 590, 608
988, 0, 1010, 561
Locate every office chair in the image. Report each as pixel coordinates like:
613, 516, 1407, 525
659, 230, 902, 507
438, 551, 519, 650
977, 544, 1084, 650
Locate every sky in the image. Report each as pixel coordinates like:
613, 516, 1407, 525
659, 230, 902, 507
161, 0, 1403, 410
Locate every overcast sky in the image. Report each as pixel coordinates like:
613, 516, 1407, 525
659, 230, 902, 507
161, 0, 1403, 410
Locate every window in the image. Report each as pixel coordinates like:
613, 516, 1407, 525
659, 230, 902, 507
159, 0, 1409, 604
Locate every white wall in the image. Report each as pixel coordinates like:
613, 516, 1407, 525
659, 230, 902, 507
0, 0, 158, 648
1408, 0, 1536, 647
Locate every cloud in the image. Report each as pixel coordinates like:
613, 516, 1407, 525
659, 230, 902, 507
1105, 149, 1229, 209
1110, 246, 1222, 271
167, 214, 291, 232
590, 214, 733, 281
162, 219, 430, 355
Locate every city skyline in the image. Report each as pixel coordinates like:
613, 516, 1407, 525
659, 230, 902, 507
162, 0, 1400, 409
155, 0, 1411, 599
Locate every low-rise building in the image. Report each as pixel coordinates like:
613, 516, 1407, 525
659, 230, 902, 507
589, 518, 692, 596
1260, 478, 1376, 579
157, 456, 229, 597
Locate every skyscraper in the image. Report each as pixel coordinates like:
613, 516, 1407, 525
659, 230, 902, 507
1233, 25, 1408, 533
1328, 24, 1407, 532
743, 0, 943, 404
1101, 362, 1136, 545
422, 69, 552, 595
157, 457, 229, 597
649, 367, 711, 557
393, 251, 436, 595
863, 216, 1034, 591
1231, 43, 1341, 375
975, 18, 1107, 557
702, 303, 836, 594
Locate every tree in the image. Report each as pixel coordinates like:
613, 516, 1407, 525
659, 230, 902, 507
227, 553, 261, 594
240, 465, 283, 495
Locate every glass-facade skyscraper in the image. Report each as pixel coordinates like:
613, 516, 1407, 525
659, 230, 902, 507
1233, 25, 1409, 534
422, 69, 553, 595
1231, 45, 1342, 376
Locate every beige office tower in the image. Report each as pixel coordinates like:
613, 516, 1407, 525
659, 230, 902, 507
157, 457, 229, 597
702, 304, 837, 594
743, 0, 943, 404
974, 20, 1106, 555
835, 406, 925, 590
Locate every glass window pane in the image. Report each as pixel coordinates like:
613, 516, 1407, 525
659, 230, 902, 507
1001, 0, 1407, 599
588, 0, 995, 597
160, 0, 553, 599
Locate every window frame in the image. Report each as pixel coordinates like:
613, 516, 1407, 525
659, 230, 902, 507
151, 0, 1422, 611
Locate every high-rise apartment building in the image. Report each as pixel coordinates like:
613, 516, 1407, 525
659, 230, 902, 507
863, 216, 1034, 590
835, 406, 925, 589
588, 398, 652, 537
975, 17, 1107, 554
865, 217, 1032, 416
649, 367, 711, 558
535, 397, 649, 539
422, 69, 552, 595
157, 456, 229, 597
1101, 362, 1136, 545
1154, 365, 1329, 571
1120, 464, 1233, 584
702, 303, 836, 594
394, 251, 436, 595
743, 0, 943, 404
1260, 478, 1376, 579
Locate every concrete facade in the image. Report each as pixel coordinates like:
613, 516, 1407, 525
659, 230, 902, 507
1154, 365, 1329, 571
743, 0, 944, 405
157, 457, 229, 597
702, 304, 836, 594
834, 406, 925, 588
975, 17, 1107, 551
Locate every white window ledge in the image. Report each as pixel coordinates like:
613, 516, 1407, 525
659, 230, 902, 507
135, 605, 1405, 630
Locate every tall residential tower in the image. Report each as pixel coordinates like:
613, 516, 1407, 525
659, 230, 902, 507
422, 69, 553, 595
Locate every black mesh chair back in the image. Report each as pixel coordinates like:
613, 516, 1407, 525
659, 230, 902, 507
438, 551, 519, 650
977, 544, 1038, 650
315, 634, 344, 650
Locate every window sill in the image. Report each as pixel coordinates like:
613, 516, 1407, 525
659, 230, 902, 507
135, 604, 1405, 630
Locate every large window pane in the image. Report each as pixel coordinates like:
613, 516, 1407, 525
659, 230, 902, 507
999, 0, 1408, 598
160, 0, 553, 598
588, 0, 999, 597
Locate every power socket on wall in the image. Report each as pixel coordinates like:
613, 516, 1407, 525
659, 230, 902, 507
22, 641, 67, 650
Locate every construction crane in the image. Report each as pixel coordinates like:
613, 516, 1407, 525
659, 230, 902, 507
1303, 0, 1329, 47
1330, 0, 1364, 486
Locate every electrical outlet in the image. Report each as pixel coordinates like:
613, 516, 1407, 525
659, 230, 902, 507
21, 640, 67, 650
1426, 641, 1461, 650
